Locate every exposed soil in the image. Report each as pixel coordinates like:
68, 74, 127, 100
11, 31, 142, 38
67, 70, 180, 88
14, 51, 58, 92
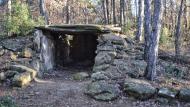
0, 67, 190, 107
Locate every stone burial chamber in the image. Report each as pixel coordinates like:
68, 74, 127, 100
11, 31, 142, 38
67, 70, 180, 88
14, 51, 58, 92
33, 25, 110, 72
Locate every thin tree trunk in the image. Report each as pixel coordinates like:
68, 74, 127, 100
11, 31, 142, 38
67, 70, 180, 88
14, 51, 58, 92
135, 0, 138, 19
112, 0, 117, 24
66, 0, 70, 24
106, 0, 110, 24
163, 0, 167, 27
7, 0, 11, 36
102, 0, 108, 24
39, 0, 49, 25
120, 0, 123, 26
184, 0, 188, 35
175, 0, 184, 58
135, 0, 144, 42
143, 0, 151, 61
123, 0, 126, 25
145, 0, 163, 80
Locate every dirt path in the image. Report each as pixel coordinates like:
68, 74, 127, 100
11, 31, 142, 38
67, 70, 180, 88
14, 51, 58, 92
0, 68, 188, 107
0, 68, 131, 107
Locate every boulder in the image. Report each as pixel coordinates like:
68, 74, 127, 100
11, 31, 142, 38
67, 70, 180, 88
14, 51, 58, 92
101, 34, 126, 46
126, 60, 147, 78
85, 81, 120, 101
1, 36, 33, 52
93, 64, 110, 72
103, 67, 124, 80
12, 72, 32, 87
94, 52, 113, 66
73, 72, 89, 80
179, 88, 190, 102
91, 72, 109, 81
8, 65, 37, 78
165, 65, 185, 79
158, 87, 178, 99
124, 78, 156, 100
96, 45, 115, 51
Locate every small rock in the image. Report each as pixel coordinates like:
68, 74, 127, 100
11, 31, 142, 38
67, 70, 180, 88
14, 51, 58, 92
5, 70, 19, 79
158, 87, 178, 99
0, 72, 6, 81
22, 48, 33, 58
156, 98, 169, 105
85, 81, 120, 101
10, 52, 18, 60
179, 88, 190, 102
0, 46, 5, 56
12, 72, 32, 87
124, 78, 156, 100
73, 72, 89, 80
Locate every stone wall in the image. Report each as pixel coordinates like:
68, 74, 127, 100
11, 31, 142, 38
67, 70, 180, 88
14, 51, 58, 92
85, 33, 148, 101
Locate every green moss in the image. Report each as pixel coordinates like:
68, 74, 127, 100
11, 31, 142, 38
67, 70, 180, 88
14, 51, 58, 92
0, 96, 17, 107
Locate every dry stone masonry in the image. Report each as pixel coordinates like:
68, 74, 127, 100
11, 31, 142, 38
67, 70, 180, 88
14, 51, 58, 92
1, 25, 190, 103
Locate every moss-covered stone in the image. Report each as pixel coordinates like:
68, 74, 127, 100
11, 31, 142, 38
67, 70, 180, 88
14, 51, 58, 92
124, 78, 156, 100
179, 88, 190, 102
85, 81, 120, 101
158, 87, 178, 99
5, 70, 19, 79
73, 72, 89, 80
12, 72, 32, 87
22, 48, 33, 58
0, 96, 17, 107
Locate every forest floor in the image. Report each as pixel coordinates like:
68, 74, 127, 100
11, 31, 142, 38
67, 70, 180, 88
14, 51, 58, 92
1, 36, 190, 107
1, 66, 190, 107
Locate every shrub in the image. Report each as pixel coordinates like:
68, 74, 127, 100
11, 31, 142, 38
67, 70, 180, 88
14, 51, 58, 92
5, 1, 45, 36
160, 27, 170, 45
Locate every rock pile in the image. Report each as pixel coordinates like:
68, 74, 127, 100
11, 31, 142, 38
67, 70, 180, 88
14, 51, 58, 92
86, 33, 147, 101
0, 36, 38, 87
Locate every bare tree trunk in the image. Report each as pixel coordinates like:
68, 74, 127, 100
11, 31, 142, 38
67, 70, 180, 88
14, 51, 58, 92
120, 0, 124, 26
184, 0, 188, 37
135, 0, 138, 19
143, 0, 151, 61
123, 0, 126, 25
66, 0, 70, 24
39, 0, 49, 25
163, 0, 167, 27
112, 0, 117, 24
7, 0, 12, 36
106, 0, 110, 24
102, 0, 108, 24
145, 0, 163, 80
175, 0, 184, 58
135, 0, 144, 42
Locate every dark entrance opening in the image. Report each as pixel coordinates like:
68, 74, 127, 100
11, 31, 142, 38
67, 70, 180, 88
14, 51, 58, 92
53, 33, 98, 68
